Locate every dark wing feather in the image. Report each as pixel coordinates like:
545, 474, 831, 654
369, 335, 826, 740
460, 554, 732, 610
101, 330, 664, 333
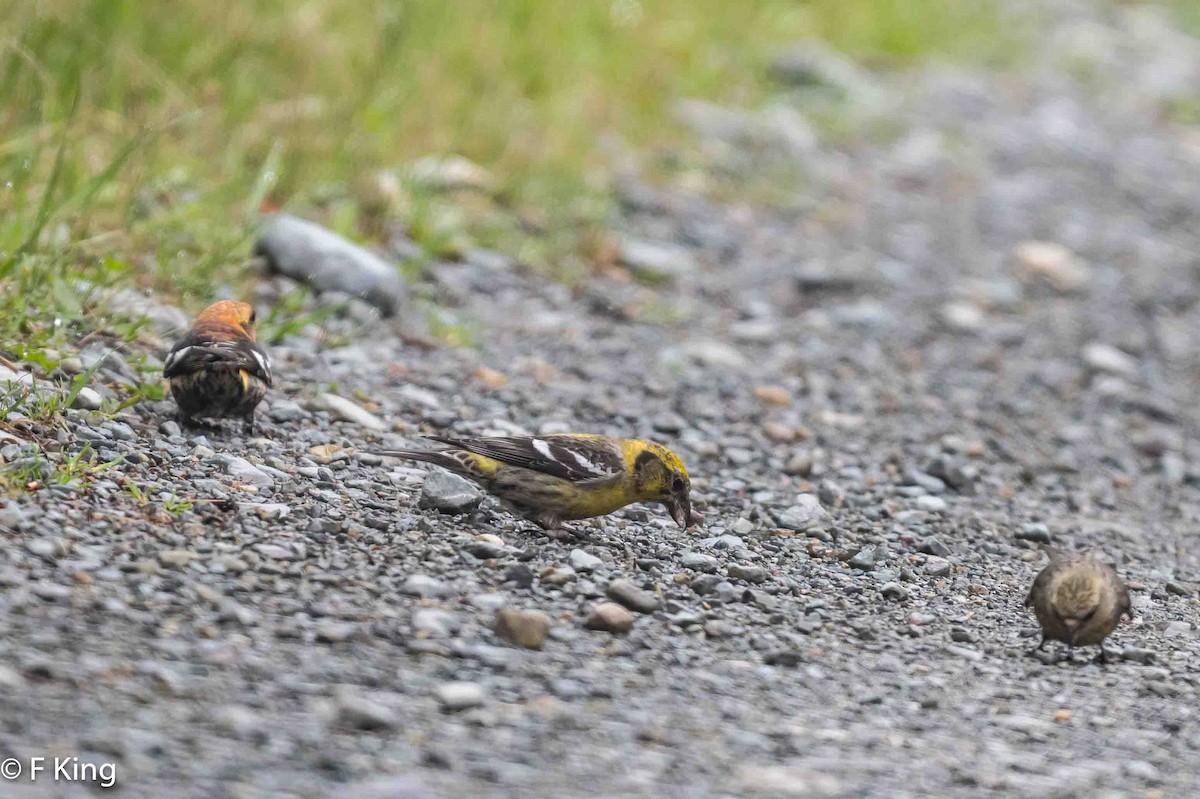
426, 435, 623, 483
164, 328, 272, 385
1105, 562, 1134, 620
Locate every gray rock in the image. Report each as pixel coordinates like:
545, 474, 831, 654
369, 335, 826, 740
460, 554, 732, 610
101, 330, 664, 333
418, 471, 484, 513
400, 575, 448, 598
849, 546, 880, 570
569, 549, 604, 573
1016, 523, 1052, 544
1120, 646, 1155, 664
617, 237, 697, 282
916, 495, 948, 512
924, 557, 952, 577
215, 455, 274, 487
1162, 620, 1192, 637
773, 494, 827, 530
434, 681, 487, 711
412, 608, 458, 637
606, 579, 659, 614
917, 537, 952, 557
333, 690, 400, 731
213, 705, 269, 743
1082, 342, 1138, 377
728, 564, 768, 584
682, 552, 720, 572
314, 393, 387, 430
255, 214, 406, 315
71, 386, 104, 410
338, 778, 432, 799
0, 502, 29, 531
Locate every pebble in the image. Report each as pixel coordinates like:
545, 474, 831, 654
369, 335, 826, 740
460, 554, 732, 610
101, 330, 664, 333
419, 471, 484, 514
880, 582, 909, 601
584, 602, 634, 634
1016, 523, 1052, 544
915, 495, 948, 512
1162, 621, 1192, 637
493, 608, 551, 650
216, 456, 274, 488
213, 705, 269, 743
924, 557, 952, 577
70, 387, 104, 410
1013, 240, 1090, 292
849, 546, 879, 571
617, 237, 696, 282
0, 502, 30, 531
334, 690, 400, 731
682, 552, 719, 573
569, 549, 604, 573
606, 579, 659, 613
412, 608, 458, 637
400, 575, 448, 598
435, 681, 487, 711
1082, 342, 1138, 378
917, 537, 952, 557
1120, 646, 1155, 664
773, 495, 826, 530
728, 564, 768, 584
315, 393, 387, 430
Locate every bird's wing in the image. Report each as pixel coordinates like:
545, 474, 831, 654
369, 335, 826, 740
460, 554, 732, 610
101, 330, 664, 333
427, 435, 624, 483
164, 329, 272, 385
1105, 563, 1134, 620
1025, 565, 1054, 607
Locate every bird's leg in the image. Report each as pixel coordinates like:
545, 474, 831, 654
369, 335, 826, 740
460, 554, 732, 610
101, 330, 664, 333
534, 512, 578, 542
243, 414, 256, 436
179, 414, 219, 432
1094, 643, 1109, 665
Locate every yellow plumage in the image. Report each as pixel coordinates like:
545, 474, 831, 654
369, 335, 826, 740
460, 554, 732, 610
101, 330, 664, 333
377, 434, 697, 530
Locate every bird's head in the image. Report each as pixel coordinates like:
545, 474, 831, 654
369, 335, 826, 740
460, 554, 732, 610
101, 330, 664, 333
196, 300, 258, 339
1053, 569, 1103, 646
632, 442, 699, 528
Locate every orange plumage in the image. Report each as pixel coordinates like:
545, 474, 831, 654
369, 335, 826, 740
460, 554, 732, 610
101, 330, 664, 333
164, 301, 272, 434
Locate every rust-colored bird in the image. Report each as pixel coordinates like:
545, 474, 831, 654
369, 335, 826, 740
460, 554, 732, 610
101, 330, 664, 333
1024, 547, 1133, 663
163, 301, 271, 433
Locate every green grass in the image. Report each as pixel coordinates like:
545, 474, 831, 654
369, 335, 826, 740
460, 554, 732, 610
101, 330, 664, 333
0, 0, 1020, 456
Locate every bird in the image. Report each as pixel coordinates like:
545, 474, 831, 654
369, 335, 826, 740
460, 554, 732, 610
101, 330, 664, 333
163, 300, 271, 434
1024, 547, 1133, 664
377, 434, 699, 531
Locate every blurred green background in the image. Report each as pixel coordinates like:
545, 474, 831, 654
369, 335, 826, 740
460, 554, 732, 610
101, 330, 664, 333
0, 0, 1019, 310
45, 0, 1200, 376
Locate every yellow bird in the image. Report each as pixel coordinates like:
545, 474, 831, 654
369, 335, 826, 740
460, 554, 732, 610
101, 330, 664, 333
378, 434, 699, 530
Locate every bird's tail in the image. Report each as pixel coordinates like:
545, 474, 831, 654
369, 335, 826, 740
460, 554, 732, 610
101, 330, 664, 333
374, 449, 469, 475
1042, 544, 1067, 562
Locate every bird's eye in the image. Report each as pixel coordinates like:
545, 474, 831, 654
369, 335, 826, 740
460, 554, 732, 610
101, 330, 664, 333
671, 475, 686, 492
249, 309, 257, 324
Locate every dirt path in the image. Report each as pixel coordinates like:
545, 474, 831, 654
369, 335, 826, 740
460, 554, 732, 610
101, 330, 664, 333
2, 2, 1200, 797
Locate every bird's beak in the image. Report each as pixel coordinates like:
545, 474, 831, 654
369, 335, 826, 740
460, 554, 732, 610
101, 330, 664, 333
1064, 618, 1080, 646
667, 496, 698, 529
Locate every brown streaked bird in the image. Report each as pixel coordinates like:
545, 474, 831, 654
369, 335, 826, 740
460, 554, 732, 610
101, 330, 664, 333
377, 434, 700, 531
1024, 547, 1133, 664
163, 300, 271, 434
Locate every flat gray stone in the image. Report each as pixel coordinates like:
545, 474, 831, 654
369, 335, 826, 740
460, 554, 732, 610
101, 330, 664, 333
255, 214, 405, 315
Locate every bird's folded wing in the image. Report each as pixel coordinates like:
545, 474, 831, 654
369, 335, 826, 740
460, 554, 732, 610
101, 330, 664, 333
427, 435, 624, 483
164, 335, 272, 385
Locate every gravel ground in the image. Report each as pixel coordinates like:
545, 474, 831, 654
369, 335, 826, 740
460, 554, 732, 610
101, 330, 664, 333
4, 3, 1200, 798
